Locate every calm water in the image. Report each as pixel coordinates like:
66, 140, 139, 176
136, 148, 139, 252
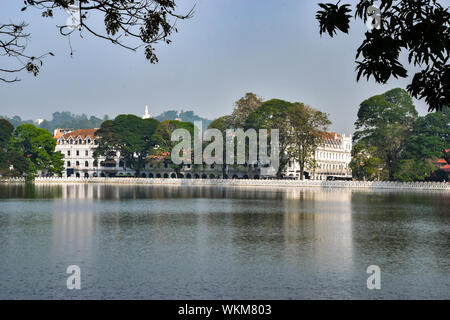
0, 183, 449, 299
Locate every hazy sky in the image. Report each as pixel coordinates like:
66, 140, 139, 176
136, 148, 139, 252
0, 0, 431, 134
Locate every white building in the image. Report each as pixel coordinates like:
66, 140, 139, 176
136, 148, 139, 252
142, 105, 151, 119
54, 128, 133, 178
35, 118, 45, 126
284, 132, 352, 180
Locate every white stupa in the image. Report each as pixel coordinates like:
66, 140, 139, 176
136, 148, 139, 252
142, 105, 151, 119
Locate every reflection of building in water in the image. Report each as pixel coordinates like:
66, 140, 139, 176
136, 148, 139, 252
52, 195, 95, 262
282, 190, 353, 273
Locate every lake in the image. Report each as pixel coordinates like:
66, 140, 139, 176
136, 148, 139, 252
0, 183, 448, 299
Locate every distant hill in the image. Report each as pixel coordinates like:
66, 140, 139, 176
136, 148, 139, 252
154, 110, 212, 129
1, 110, 212, 133
0, 112, 108, 134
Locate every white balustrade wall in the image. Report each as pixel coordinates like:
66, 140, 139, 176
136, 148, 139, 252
0, 177, 446, 190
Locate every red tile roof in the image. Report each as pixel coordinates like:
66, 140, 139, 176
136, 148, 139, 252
61, 129, 97, 140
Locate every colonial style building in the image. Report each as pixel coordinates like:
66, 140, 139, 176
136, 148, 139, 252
284, 132, 352, 180
53, 106, 352, 180
54, 128, 134, 178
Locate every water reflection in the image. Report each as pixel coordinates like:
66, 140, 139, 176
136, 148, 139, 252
0, 183, 448, 299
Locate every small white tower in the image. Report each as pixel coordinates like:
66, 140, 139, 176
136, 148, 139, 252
142, 105, 151, 119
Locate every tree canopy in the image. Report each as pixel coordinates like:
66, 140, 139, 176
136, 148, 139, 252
353, 88, 449, 181
1, 0, 193, 82
316, 0, 449, 112
94, 114, 160, 174
1, 123, 64, 178
353, 88, 418, 180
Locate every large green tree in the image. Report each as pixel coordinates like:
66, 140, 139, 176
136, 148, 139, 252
350, 142, 382, 181
287, 103, 331, 180
353, 88, 418, 180
0, 119, 13, 150
8, 124, 64, 178
316, 0, 449, 112
228, 92, 263, 128
245, 99, 295, 178
208, 116, 232, 178
94, 114, 160, 175
393, 108, 449, 181
0, 119, 14, 176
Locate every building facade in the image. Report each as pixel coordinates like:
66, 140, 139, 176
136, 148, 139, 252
54, 128, 134, 178
54, 125, 352, 180
284, 132, 352, 180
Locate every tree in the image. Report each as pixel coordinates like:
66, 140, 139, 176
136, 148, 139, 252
393, 108, 449, 181
228, 92, 263, 128
1, 1, 193, 82
208, 116, 232, 178
94, 114, 160, 175
245, 99, 295, 178
0, 22, 53, 82
287, 103, 331, 180
316, 1, 449, 111
0, 119, 14, 150
8, 124, 64, 178
150, 120, 195, 175
350, 142, 382, 181
353, 88, 418, 180
0, 119, 14, 176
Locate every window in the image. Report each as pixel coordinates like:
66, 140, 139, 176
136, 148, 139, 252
67, 150, 71, 156
85, 150, 89, 156
76, 161, 80, 166
67, 161, 71, 167
85, 161, 89, 167
76, 150, 79, 156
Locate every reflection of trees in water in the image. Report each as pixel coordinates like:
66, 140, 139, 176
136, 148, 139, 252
350, 191, 450, 272
0, 183, 62, 198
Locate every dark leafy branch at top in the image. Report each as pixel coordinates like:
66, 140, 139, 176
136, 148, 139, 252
1, 0, 193, 82
316, 0, 449, 112
0, 22, 53, 82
